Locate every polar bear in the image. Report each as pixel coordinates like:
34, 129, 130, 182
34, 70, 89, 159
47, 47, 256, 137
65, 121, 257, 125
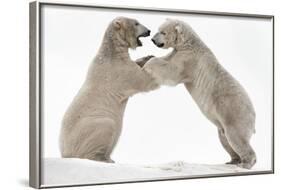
144, 19, 256, 169
59, 17, 158, 163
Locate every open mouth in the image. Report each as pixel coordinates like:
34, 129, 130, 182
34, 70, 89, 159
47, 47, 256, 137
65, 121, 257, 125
137, 37, 143, 46
137, 30, 151, 46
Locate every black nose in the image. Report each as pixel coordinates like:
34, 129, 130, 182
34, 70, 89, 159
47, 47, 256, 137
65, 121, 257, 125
143, 30, 150, 37
147, 30, 151, 36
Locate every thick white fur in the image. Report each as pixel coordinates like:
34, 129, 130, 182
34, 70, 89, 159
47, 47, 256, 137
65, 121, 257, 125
59, 17, 158, 163
145, 19, 256, 169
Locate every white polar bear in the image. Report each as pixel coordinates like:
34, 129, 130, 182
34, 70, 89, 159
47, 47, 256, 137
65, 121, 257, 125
144, 19, 256, 169
59, 17, 158, 163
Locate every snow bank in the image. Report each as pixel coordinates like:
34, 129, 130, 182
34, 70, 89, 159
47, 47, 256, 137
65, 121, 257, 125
42, 158, 250, 186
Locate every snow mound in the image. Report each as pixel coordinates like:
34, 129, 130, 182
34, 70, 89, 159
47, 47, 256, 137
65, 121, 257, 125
42, 158, 250, 186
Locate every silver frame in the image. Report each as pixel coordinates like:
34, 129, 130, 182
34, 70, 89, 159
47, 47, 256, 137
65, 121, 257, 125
29, 1, 275, 188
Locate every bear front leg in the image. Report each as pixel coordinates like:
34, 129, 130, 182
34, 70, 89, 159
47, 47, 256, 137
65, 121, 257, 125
135, 55, 155, 67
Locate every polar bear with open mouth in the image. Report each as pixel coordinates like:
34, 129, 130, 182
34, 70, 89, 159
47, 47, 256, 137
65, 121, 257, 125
144, 19, 256, 169
60, 17, 158, 163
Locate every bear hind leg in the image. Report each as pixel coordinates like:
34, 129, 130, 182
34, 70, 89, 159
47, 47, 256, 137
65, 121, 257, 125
75, 117, 117, 163
217, 128, 241, 165
224, 125, 256, 169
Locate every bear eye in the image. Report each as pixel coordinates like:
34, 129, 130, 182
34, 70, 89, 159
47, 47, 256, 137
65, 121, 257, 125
135, 22, 139, 26
160, 31, 166, 35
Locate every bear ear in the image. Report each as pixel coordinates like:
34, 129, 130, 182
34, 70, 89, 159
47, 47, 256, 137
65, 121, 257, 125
175, 24, 183, 34
113, 20, 122, 30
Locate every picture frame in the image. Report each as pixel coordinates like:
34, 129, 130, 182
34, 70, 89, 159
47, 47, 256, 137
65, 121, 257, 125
30, 1, 274, 188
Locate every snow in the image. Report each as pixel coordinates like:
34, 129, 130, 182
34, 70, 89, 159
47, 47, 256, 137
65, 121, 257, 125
42, 158, 251, 186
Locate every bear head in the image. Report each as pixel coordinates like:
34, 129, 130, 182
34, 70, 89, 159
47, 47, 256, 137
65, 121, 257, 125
111, 17, 151, 49
151, 19, 195, 50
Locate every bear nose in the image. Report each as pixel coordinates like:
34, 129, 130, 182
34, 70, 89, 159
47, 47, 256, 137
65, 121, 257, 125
147, 30, 151, 36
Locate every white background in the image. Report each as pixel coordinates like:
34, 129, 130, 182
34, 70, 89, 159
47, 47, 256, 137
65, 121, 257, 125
0, 0, 280, 190
42, 4, 273, 171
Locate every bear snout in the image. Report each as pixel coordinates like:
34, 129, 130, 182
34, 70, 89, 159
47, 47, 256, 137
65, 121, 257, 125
140, 29, 151, 37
